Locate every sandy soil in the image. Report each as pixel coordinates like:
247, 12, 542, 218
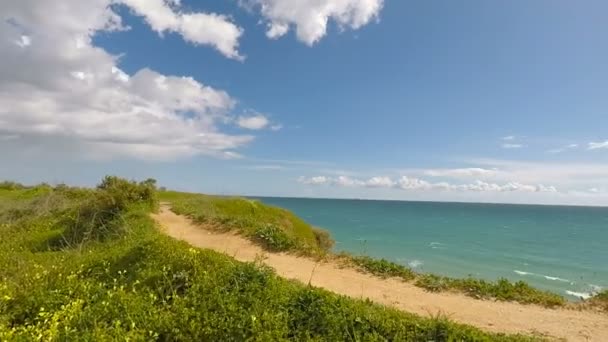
151, 204, 608, 341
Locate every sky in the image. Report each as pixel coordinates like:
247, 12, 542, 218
1, 0, 608, 205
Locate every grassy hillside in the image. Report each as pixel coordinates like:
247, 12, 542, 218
0, 177, 538, 341
160, 191, 334, 255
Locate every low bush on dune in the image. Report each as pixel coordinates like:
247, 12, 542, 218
588, 290, 608, 312
0, 177, 536, 341
342, 254, 417, 281
0, 181, 25, 191
415, 274, 566, 307
59, 176, 158, 247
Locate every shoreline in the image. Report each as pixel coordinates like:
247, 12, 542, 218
152, 203, 608, 341
253, 196, 608, 301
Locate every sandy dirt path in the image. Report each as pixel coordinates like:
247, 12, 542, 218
151, 204, 608, 341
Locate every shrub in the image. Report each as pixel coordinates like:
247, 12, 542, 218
60, 176, 158, 246
588, 290, 608, 312
0, 181, 25, 190
312, 227, 335, 252
346, 255, 416, 281
416, 274, 565, 307
97, 176, 157, 208
415, 274, 452, 292
253, 223, 295, 252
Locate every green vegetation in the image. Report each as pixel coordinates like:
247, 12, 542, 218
340, 254, 416, 281
160, 191, 570, 308
414, 274, 565, 307
588, 290, 608, 312
161, 191, 333, 255
0, 178, 539, 341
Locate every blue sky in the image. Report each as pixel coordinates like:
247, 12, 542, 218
2, 0, 608, 205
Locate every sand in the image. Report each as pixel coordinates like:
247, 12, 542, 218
151, 204, 608, 341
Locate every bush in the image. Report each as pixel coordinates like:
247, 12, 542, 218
346, 255, 416, 281
253, 223, 295, 252
415, 274, 565, 307
588, 290, 608, 312
0, 181, 25, 190
312, 227, 335, 252
97, 176, 157, 208
60, 176, 158, 246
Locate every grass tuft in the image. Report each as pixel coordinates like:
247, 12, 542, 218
341, 254, 416, 281
415, 274, 566, 307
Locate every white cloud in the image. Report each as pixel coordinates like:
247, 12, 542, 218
237, 115, 270, 130
588, 140, 608, 150
468, 159, 608, 188
424, 168, 496, 179
298, 175, 557, 193
335, 176, 364, 187
548, 143, 578, 154
502, 143, 524, 149
15, 35, 30, 47
298, 176, 330, 185
245, 0, 384, 45
502, 135, 515, 141
0, 0, 253, 161
118, 0, 244, 60
270, 124, 283, 131
365, 176, 395, 188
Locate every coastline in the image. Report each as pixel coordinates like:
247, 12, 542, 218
152, 203, 608, 341
253, 195, 608, 300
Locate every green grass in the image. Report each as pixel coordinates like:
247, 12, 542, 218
0, 178, 539, 341
161, 191, 332, 255
340, 254, 417, 281
414, 274, 565, 307
588, 290, 608, 312
160, 191, 570, 308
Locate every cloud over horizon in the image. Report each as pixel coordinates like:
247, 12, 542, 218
298, 175, 558, 193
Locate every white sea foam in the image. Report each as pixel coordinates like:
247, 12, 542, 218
429, 242, 446, 250
565, 290, 592, 300
408, 260, 423, 268
589, 284, 603, 292
543, 275, 570, 282
513, 270, 570, 283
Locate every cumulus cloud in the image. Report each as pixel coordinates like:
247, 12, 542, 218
365, 176, 395, 188
502, 135, 516, 141
119, 0, 244, 60
298, 176, 331, 185
297, 175, 558, 193
245, 0, 384, 45
0, 0, 253, 161
588, 140, 608, 150
237, 115, 270, 130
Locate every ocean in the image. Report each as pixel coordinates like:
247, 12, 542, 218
255, 197, 608, 300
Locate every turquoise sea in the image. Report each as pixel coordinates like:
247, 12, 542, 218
255, 197, 608, 300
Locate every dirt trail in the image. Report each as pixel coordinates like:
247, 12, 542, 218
151, 204, 608, 341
